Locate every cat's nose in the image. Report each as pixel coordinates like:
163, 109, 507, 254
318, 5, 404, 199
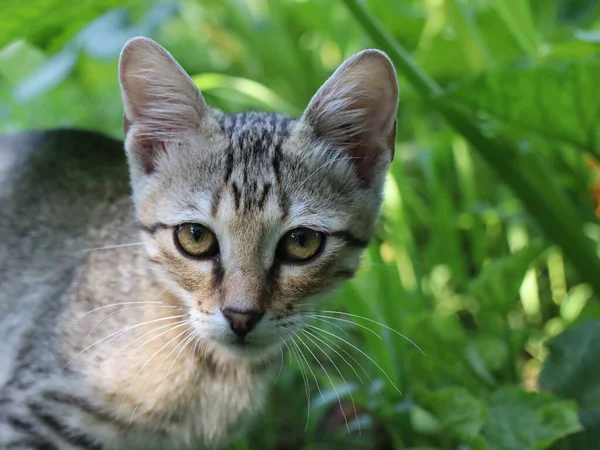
222, 308, 264, 339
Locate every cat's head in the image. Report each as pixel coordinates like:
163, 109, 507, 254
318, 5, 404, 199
118, 37, 398, 361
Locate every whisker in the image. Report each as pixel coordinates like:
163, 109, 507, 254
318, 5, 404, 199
86, 305, 181, 338
301, 327, 364, 384
286, 338, 311, 432
291, 337, 325, 403
304, 323, 402, 395
304, 314, 379, 340
100, 320, 190, 369
165, 330, 198, 378
78, 301, 175, 319
63, 314, 189, 369
319, 310, 425, 355
296, 332, 351, 434
129, 329, 198, 424
118, 326, 193, 422
267, 347, 285, 394
308, 327, 373, 383
82, 242, 145, 252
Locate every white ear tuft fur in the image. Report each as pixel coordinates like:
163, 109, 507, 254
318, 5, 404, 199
302, 49, 399, 185
119, 37, 206, 173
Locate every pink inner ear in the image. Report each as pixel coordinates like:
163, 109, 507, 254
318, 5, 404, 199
345, 120, 396, 187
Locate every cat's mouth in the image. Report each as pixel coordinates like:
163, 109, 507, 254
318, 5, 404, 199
217, 335, 278, 359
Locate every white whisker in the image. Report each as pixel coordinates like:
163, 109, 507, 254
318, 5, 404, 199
291, 337, 324, 403
78, 301, 174, 319
63, 314, 188, 369
299, 330, 352, 434
87, 305, 181, 338
305, 323, 402, 395
118, 326, 193, 422
308, 326, 372, 382
286, 338, 311, 431
100, 320, 190, 369
82, 242, 145, 252
305, 314, 378, 340
267, 347, 285, 394
302, 327, 363, 383
319, 310, 425, 355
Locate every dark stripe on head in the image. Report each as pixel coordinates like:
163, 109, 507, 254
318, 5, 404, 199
231, 182, 241, 212
224, 147, 234, 183
139, 222, 169, 234
258, 183, 271, 210
272, 143, 282, 184
330, 230, 369, 248
211, 184, 223, 217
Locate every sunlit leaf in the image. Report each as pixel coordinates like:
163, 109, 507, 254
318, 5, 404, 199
469, 242, 546, 312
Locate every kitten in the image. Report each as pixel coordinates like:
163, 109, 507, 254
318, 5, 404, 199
0, 37, 398, 449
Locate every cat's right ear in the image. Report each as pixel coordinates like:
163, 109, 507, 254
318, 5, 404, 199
119, 37, 207, 174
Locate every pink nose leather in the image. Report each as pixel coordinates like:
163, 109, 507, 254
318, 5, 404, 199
222, 308, 264, 339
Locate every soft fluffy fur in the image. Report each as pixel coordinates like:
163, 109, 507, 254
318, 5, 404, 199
0, 37, 398, 449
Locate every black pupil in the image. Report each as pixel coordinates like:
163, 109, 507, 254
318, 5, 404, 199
190, 225, 204, 242
292, 230, 307, 247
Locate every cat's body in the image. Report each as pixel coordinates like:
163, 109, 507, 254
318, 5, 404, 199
0, 38, 398, 449
0, 129, 270, 449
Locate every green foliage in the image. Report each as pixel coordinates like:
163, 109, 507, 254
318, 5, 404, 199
1, 0, 600, 448
446, 59, 600, 155
470, 243, 546, 313
417, 387, 487, 442
483, 387, 582, 450
541, 320, 600, 447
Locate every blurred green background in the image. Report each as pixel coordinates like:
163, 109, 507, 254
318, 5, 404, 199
2, 0, 600, 449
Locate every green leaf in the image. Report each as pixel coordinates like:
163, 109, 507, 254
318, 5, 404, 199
444, 59, 600, 154
0, 0, 138, 49
0, 40, 46, 84
540, 320, 600, 444
540, 320, 600, 403
419, 387, 487, 442
489, 0, 539, 57
482, 387, 582, 450
469, 243, 546, 312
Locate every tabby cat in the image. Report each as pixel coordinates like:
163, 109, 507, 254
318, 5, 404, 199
0, 37, 398, 449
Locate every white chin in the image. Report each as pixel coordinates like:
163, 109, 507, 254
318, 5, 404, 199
216, 339, 278, 360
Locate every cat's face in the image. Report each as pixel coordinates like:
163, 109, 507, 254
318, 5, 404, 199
119, 38, 398, 361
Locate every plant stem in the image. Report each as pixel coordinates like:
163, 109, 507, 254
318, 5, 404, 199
342, 0, 441, 98
342, 0, 600, 297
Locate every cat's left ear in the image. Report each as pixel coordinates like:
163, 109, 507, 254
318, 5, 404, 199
301, 49, 398, 186
119, 37, 207, 174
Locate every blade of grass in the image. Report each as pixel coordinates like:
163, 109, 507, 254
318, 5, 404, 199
342, 0, 600, 297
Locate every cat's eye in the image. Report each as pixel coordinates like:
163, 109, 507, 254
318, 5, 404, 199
276, 228, 324, 263
175, 223, 219, 258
